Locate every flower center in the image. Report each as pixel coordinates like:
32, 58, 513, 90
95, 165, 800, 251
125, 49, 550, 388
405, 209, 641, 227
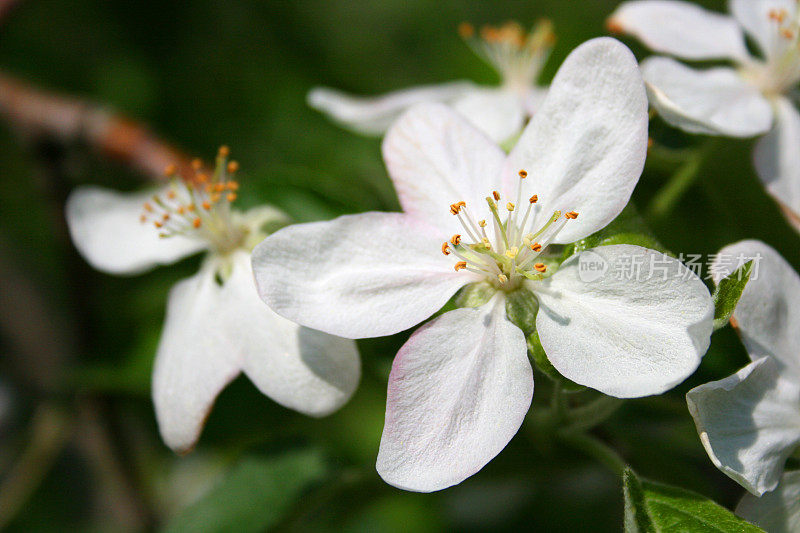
140, 146, 246, 254
458, 20, 554, 93
441, 169, 578, 291
743, 8, 800, 95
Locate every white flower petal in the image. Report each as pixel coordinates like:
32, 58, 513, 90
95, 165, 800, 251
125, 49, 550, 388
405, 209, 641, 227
252, 212, 476, 339
225, 252, 361, 418
608, 1, 749, 61
376, 297, 532, 492
522, 86, 549, 117
66, 186, 205, 275
711, 240, 800, 376
307, 82, 476, 136
503, 38, 649, 243
641, 56, 773, 137
534, 245, 713, 398
382, 103, 506, 233
754, 97, 800, 221
686, 357, 800, 496
737, 470, 800, 533
152, 265, 243, 453
730, 0, 798, 61
153, 251, 361, 453
451, 88, 526, 144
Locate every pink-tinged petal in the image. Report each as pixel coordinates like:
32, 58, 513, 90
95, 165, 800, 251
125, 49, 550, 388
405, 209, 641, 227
66, 186, 205, 275
711, 240, 800, 376
642, 57, 773, 136
754, 97, 800, 226
382, 103, 506, 233
737, 471, 800, 532
608, 1, 749, 61
535, 245, 713, 398
376, 296, 531, 492
307, 81, 476, 136
252, 212, 477, 339
451, 87, 526, 144
687, 357, 800, 496
503, 38, 649, 244
730, 0, 798, 61
152, 266, 243, 453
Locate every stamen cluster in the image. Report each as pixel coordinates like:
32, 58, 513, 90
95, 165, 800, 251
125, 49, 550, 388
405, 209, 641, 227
441, 169, 578, 291
458, 20, 555, 90
140, 146, 245, 253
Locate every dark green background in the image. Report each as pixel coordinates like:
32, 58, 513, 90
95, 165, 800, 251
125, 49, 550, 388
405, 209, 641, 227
0, 0, 795, 531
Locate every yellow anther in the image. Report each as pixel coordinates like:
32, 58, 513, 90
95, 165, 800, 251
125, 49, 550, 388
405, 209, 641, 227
782, 28, 795, 39
479, 219, 487, 227
449, 201, 466, 215
482, 238, 491, 248
534, 263, 547, 273
227, 181, 239, 191
193, 217, 202, 228
442, 242, 451, 255
227, 161, 239, 174
455, 261, 467, 271
214, 183, 226, 193
197, 173, 209, 184
498, 274, 509, 283
450, 234, 462, 245
177, 206, 186, 215
506, 202, 515, 211
518, 169, 528, 179
202, 201, 212, 210
154, 220, 163, 228
505, 246, 519, 258
492, 190, 501, 201
458, 22, 474, 38
143, 202, 153, 212
770, 9, 788, 23
530, 242, 542, 252
187, 204, 196, 212
218, 145, 230, 158
166, 190, 177, 200
210, 193, 221, 203
565, 211, 579, 219
529, 195, 538, 204
139, 214, 147, 223
191, 158, 203, 171
226, 193, 236, 202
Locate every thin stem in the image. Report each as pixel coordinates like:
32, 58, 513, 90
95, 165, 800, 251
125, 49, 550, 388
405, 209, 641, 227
564, 396, 624, 433
558, 431, 627, 477
550, 383, 567, 422
646, 138, 717, 222
0, 404, 72, 529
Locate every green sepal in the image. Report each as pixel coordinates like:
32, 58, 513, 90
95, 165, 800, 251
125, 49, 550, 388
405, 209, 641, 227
561, 205, 671, 263
622, 467, 764, 533
527, 330, 585, 392
712, 260, 753, 331
505, 288, 539, 334
431, 282, 495, 320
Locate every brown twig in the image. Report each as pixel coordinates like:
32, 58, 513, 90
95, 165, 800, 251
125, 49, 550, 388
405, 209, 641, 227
0, 72, 200, 181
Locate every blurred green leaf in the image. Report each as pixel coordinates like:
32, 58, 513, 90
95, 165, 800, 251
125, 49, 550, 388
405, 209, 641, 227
163, 448, 327, 533
622, 468, 763, 533
712, 261, 753, 331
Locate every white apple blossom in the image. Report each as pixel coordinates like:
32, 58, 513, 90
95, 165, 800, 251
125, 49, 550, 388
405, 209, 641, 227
687, 240, 800, 496
737, 470, 800, 532
307, 20, 554, 144
608, 0, 800, 232
66, 149, 360, 453
252, 38, 714, 492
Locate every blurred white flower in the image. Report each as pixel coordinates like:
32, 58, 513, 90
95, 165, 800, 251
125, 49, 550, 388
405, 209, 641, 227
308, 20, 554, 144
687, 240, 800, 496
66, 148, 360, 453
609, 0, 800, 232
253, 38, 714, 492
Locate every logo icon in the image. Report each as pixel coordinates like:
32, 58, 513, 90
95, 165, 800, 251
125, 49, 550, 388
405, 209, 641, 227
578, 250, 608, 282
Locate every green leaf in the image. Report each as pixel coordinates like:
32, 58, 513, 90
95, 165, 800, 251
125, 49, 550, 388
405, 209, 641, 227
622, 468, 764, 533
712, 261, 753, 331
163, 448, 327, 533
561, 204, 671, 263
